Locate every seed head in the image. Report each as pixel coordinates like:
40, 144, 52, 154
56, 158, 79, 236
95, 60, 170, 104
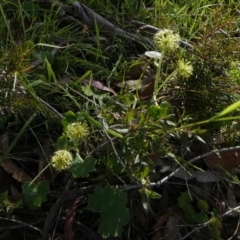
177, 59, 193, 78
154, 29, 180, 52
65, 122, 89, 143
51, 150, 73, 171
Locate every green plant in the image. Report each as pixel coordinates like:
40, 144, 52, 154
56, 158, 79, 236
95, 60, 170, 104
88, 184, 130, 238
1, 0, 240, 238
0, 114, 7, 130
209, 217, 222, 240
178, 191, 221, 239
22, 180, 50, 209
0, 191, 21, 216
52, 106, 169, 238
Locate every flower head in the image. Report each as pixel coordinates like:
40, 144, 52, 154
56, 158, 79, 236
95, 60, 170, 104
51, 150, 73, 171
177, 59, 193, 78
154, 29, 180, 52
197, 199, 209, 212
65, 122, 89, 143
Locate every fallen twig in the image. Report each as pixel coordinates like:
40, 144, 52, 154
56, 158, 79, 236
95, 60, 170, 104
117, 145, 240, 191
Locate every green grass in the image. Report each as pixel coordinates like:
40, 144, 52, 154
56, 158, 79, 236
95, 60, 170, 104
1, 0, 240, 239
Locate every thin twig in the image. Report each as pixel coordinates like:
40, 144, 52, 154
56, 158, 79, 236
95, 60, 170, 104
118, 145, 240, 191
0, 217, 42, 233
27, 40, 76, 72
181, 205, 240, 240
38, 97, 63, 119
149, 145, 240, 188
101, 118, 132, 178
42, 175, 74, 240
89, 137, 118, 156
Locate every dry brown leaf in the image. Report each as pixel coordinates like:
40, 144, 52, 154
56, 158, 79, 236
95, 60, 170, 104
127, 63, 146, 79
0, 132, 12, 192
81, 79, 116, 95
0, 132, 9, 152
163, 215, 181, 240
117, 76, 154, 92
132, 203, 149, 231
0, 132, 35, 184
139, 79, 155, 99
206, 149, 240, 170
152, 211, 170, 231
151, 230, 163, 240
152, 204, 180, 231
0, 167, 11, 193
2, 159, 32, 183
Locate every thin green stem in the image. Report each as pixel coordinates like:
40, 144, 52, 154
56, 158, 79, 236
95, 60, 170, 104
17, 0, 26, 41
152, 50, 165, 103
81, 112, 123, 139
1, 112, 37, 164
157, 69, 177, 92
75, 152, 84, 163
175, 115, 240, 131
0, 4, 14, 44
30, 162, 52, 185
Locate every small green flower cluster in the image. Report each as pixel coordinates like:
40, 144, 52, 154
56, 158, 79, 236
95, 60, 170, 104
197, 199, 209, 212
154, 29, 193, 79
209, 217, 222, 240
177, 59, 193, 78
51, 149, 73, 171
154, 29, 180, 52
51, 122, 89, 171
65, 122, 89, 143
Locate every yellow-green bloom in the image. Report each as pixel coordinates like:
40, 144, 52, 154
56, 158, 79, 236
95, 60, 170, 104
177, 59, 193, 78
154, 29, 180, 52
51, 150, 73, 171
197, 199, 209, 212
65, 122, 89, 143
